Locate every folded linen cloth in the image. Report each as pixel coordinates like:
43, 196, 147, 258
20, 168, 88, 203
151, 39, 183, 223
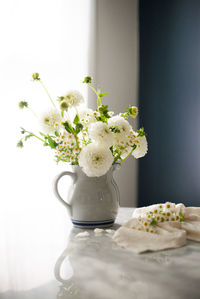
113, 203, 200, 253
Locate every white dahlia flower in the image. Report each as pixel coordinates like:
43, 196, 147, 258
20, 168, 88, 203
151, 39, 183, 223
78, 108, 96, 126
78, 143, 114, 177
40, 109, 62, 134
132, 136, 148, 159
108, 115, 131, 141
64, 90, 84, 107
88, 122, 114, 147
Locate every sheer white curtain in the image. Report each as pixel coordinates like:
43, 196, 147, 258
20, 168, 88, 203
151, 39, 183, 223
1, 0, 92, 209
0, 0, 92, 291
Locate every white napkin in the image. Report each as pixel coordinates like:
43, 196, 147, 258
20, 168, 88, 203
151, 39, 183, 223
113, 203, 200, 253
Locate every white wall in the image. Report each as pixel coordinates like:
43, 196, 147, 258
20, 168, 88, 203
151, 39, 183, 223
88, 0, 139, 206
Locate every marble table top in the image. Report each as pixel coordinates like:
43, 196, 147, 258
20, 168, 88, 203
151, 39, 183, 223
1, 207, 200, 299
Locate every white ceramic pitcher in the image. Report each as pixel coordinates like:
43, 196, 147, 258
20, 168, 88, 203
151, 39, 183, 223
54, 165, 120, 228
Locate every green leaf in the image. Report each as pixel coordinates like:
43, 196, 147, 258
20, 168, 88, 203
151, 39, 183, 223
73, 114, 80, 125
61, 110, 64, 118
20, 127, 25, 134
63, 121, 74, 134
95, 116, 102, 122
47, 136, 58, 149
55, 131, 59, 137
99, 92, 109, 98
75, 123, 83, 134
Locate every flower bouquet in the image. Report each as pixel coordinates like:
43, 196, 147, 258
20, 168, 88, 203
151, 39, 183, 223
17, 73, 148, 227
18, 73, 147, 177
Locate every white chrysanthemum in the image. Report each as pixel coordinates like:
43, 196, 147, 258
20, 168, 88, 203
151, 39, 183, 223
132, 136, 148, 159
64, 90, 84, 107
40, 109, 62, 134
78, 143, 114, 177
108, 115, 131, 141
88, 122, 114, 147
78, 108, 96, 126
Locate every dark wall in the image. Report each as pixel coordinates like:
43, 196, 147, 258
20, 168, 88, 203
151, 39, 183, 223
138, 0, 200, 207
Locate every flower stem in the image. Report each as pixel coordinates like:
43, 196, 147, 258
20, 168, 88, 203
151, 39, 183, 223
28, 107, 38, 118
82, 135, 87, 145
39, 80, 56, 108
120, 148, 134, 164
24, 129, 46, 143
74, 134, 80, 150
88, 83, 102, 108
66, 111, 72, 123
33, 133, 46, 143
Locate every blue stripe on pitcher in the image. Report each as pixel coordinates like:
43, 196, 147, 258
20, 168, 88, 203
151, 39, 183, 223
72, 219, 114, 226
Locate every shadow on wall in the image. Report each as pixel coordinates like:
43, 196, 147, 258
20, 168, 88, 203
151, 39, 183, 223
88, 0, 139, 207
138, 0, 200, 207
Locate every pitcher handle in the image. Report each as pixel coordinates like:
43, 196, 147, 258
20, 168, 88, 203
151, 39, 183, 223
54, 171, 77, 217
54, 248, 71, 283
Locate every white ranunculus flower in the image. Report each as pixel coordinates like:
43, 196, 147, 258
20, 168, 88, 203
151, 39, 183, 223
78, 143, 114, 177
88, 122, 114, 147
64, 90, 84, 107
108, 115, 132, 141
78, 108, 96, 127
40, 109, 62, 134
132, 136, 148, 159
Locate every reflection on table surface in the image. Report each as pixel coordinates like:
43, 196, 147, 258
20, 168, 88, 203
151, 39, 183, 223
1, 207, 200, 299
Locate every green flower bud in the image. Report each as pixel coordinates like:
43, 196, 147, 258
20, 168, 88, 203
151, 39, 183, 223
83, 76, 92, 84
130, 106, 138, 118
17, 140, 24, 148
136, 127, 146, 137
32, 72, 40, 81
60, 100, 69, 111
18, 101, 28, 109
